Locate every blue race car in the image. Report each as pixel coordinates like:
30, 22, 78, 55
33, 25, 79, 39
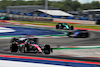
56, 23, 74, 30
68, 29, 90, 38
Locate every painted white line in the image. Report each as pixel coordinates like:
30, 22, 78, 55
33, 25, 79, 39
0, 37, 12, 39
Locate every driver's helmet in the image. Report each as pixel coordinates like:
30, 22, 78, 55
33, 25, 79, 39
62, 23, 67, 25
28, 38, 34, 41
12, 37, 19, 42
19, 40, 25, 43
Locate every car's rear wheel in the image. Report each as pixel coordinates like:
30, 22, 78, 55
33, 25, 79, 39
10, 44, 18, 52
86, 33, 89, 38
82, 33, 89, 38
56, 25, 59, 29
68, 32, 72, 37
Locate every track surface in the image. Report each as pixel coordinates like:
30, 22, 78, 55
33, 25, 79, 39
0, 23, 100, 56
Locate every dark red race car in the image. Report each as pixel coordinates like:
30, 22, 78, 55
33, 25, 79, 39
10, 36, 53, 54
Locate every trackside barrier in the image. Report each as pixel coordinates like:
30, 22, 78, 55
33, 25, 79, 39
53, 20, 79, 24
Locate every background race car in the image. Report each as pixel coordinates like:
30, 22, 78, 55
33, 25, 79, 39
68, 29, 90, 38
10, 36, 53, 54
56, 23, 74, 30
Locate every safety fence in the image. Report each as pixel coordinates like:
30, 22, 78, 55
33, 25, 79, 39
0, 13, 53, 21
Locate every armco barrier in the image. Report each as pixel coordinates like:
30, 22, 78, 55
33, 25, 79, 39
32, 17, 53, 21
53, 20, 80, 24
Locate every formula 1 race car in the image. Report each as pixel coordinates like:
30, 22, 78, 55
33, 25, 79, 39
10, 35, 53, 54
56, 23, 74, 30
68, 29, 90, 38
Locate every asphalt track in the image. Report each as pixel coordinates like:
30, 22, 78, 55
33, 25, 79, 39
0, 23, 100, 56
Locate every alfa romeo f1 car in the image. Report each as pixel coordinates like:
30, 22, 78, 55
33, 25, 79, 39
10, 35, 53, 54
68, 29, 90, 38
56, 23, 74, 30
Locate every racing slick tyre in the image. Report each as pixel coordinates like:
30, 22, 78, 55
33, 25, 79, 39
67, 32, 72, 37
56, 25, 59, 29
70, 26, 74, 30
10, 44, 18, 52
44, 45, 51, 54
86, 33, 89, 38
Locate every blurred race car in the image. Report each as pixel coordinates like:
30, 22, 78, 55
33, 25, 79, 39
10, 35, 53, 54
68, 29, 90, 38
56, 23, 74, 30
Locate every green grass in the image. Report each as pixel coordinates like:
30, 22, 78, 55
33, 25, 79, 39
8, 20, 100, 30
8, 20, 57, 26
69, 24, 100, 30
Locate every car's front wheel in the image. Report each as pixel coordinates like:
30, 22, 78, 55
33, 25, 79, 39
43, 45, 51, 54
70, 26, 74, 30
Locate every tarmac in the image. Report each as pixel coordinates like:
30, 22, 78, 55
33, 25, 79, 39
53, 19, 100, 58
52, 49, 100, 58
1, 19, 100, 58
